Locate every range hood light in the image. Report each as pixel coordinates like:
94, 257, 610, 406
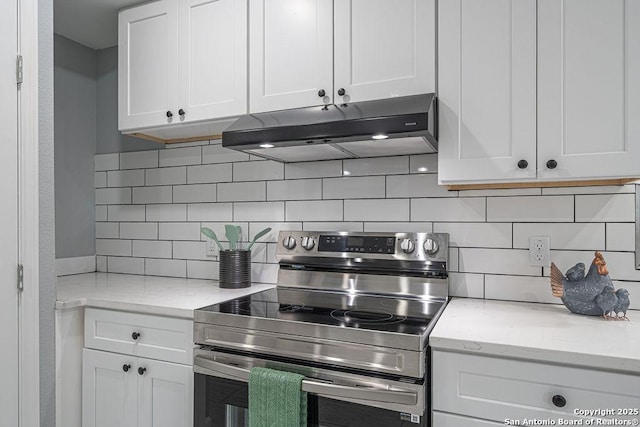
259, 143, 274, 148
372, 134, 388, 140
343, 170, 351, 176
417, 167, 428, 172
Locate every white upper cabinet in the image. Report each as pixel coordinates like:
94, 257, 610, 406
537, 0, 640, 181
438, 0, 537, 183
439, 0, 640, 185
249, 0, 435, 113
119, 0, 247, 132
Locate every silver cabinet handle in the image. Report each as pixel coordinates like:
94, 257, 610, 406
194, 355, 417, 405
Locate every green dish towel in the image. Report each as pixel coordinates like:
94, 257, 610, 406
249, 367, 307, 427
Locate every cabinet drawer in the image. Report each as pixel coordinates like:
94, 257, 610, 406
433, 350, 640, 423
432, 412, 502, 426
84, 308, 193, 365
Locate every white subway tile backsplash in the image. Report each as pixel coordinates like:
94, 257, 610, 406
187, 164, 233, 184
120, 151, 158, 170
459, 248, 539, 276
323, 176, 385, 199
172, 241, 208, 260
218, 182, 266, 202
145, 258, 186, 278
96, 239, 132, 256
188, 203, 233, 222
132, 186, 172, 204
95, 172, 107, 188
202, 143, 250, 164
363, 222, 433, 232
411, 198, 486, 222
159, 222, 202, 241
409, 154, 438, 174
251, 263, 279, 284
120, 222, 158, 240
108, 205, 145, 222
159, 146, 202, 167
285, 160, 343, 179
249, 242, 268, 263
343, 156, 408, 176
485, 275, 559, 304
96, 222, 119, 239
95, 153, 119, 171
449, 273, 484, 298
173, 184, 217, 203
386, 174, 456, 198
302, 222, 364, 232
96, 256, 107, 272
146, 204, 187, 222
606, 223, 636, 251
345, 199, 409, 221
487, 196, 573, 222
96, 188, 131, 205
235, 202, 285, 222
542, 185, 635, 195
234, 160, 284, 181
575, 194, 635, 222
107, 256, 144, 275
267, 180, 322, 201
107, 170, 145, 187
460, 187, 541, 197
133, 240, 172, 258
286, 200, 342, 222
145, 166, 186, 186
96, 206, 107, 221
187, 260, 219, 280
434, 223, 512, 248
513, 223, 604, 250
248, 222, 303, 243
613, 281, 640, 311
449, 248, 459, 272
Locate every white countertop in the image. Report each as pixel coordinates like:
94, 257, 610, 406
56, 273, 275, 318
430, 298, 640, 373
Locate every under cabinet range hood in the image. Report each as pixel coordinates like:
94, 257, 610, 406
221, 93, 437, 162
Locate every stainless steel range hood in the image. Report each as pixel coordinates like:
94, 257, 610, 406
221, 93, 437, 162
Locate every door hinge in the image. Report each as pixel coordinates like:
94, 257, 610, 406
16, 55, 23, 85
17, 264, 24, 292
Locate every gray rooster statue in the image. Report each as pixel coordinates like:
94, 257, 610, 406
550, 251, 630, 320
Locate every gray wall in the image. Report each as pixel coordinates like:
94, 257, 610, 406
40, 0, 56, 424
54, 34, 97, 258
96, 46, 162, 154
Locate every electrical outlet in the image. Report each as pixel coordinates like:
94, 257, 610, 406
529, 236, 550, 267
205, 239, 217, 257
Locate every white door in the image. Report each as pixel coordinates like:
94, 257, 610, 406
0, 0, 18, 424
119, 0, 179, 131
334, 0, 435, 104
249, 0, 333, 113
437, 0, 537, 184
177, 0, 247, 122
537, 0, 640, 180
82, 349, 138, 427
138, 358, 193, 427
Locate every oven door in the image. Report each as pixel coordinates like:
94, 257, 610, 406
194, 349, 427, 427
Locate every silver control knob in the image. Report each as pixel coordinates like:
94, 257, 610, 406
400, 238, 415, 254
282, 236, 297, 250
423, 238, 439, 255
301, 236, 315, 250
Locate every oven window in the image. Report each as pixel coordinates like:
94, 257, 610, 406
194, 374, 427, 427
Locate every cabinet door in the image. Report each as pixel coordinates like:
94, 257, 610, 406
82, 349, 137, 427
249, 0, 333, 113
177, 0, 247, 122
437, 0, 537, 184
119, 0, 179, 131
138, 358, 193, 427
334, 0, 435, 104
538, 0, 640, 180
432, 412, 503, 426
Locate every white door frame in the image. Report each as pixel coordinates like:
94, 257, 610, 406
18, 0, 41, 424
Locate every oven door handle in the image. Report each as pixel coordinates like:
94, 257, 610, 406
194, 355, 418, 405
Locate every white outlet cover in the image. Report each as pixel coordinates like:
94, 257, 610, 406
529, 236, 550, 267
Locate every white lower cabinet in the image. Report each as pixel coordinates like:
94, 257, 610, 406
432, 412, 502, 426
432, 350, 640, 424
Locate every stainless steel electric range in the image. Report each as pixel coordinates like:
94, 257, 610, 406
193, 231, 449, 427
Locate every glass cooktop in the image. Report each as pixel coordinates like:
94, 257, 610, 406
196, 287, 446, 336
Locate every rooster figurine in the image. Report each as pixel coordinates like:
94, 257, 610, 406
550, 252, 630, 320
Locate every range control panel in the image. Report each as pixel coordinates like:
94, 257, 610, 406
318, 235, 396, 254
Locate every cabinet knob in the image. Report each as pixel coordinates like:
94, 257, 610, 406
131, 331, 141, 340
546, 159, 558, 169
138, 367, 147, 376
178, 109, 186, 116
166, 111, 173, 118
552, 394, 566, 408
337, 88, 346, 96
318, 89, 326, 98
517, 159, 528, 169
122, 364, 131, 373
